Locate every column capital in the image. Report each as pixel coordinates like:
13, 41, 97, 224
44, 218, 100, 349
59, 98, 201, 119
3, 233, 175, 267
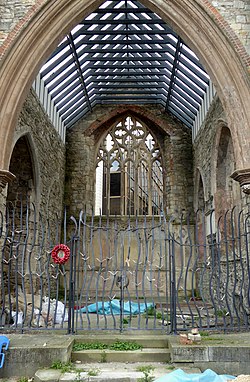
0, 170, 16, 193
231, 168, 250, 194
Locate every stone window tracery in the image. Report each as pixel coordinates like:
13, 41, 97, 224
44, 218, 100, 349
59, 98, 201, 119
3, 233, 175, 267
95, 116, 163, 216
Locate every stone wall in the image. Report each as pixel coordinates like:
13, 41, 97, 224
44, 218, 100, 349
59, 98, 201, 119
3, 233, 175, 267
193, 95, 246, 213
0, 88, 66, 232
64, 104, 193, 218
164, 129, 193, 215
211, 0, 250, 54
15, 89, 66, 224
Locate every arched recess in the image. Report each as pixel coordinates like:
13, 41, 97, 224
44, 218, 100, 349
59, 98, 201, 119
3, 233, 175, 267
0, 0, 249, 175
212, 123, 241, 215
7, 134, 38, 209
194, 168, 206, 213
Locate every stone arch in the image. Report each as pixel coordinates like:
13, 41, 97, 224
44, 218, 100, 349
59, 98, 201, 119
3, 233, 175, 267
12, 129, 41, 206
7, 133, 39, 209
194, 168, 206, 212
0, 0, 249, 176
212, 122, 241, 213
86, 105, 179, 141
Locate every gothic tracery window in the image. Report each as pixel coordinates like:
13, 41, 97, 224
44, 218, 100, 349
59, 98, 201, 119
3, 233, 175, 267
95, 116, 163, 216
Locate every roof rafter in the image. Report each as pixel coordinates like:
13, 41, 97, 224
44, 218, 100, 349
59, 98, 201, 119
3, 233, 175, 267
39, 0, 210, 129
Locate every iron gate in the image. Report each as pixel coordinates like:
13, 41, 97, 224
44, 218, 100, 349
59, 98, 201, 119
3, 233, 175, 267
0, 203, 250, 333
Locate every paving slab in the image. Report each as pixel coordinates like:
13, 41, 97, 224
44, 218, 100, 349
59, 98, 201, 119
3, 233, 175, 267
33, 362, 201, 382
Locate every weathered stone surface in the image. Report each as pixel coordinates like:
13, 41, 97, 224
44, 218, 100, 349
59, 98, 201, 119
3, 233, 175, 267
13, 89, 65, 227
65, 104, 193, 218
35, 369, 61, 382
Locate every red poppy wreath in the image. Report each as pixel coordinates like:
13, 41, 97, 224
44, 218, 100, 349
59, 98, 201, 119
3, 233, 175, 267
51, 244, 70, 265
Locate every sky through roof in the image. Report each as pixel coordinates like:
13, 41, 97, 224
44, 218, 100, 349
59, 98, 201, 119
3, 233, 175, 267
40, 0, 210, 129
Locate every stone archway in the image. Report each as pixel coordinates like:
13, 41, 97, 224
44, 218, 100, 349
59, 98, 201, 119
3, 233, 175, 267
0, 0, 249, 186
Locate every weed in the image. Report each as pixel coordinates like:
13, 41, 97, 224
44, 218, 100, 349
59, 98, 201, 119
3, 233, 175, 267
100, 351, 107, 363
17, 378, 29, 382
136, 365, 155, 382
74, 370, 82, 382
51, 360, 74, 373
156, 311, 166, 320
87, 367, 100, 376
123, 317, 129, 324
109, 340, 142, 351
166, 365, 175, 370
73, 340, 142, 351
200, 331, 209, 337
73, 342, 108, 351
145, 306, 156, 316
216, 309, 228, 317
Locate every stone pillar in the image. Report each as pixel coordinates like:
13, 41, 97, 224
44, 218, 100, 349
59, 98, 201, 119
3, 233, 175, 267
0, 169, 16, 194
231, 168, 250, 195
0, 170, 15, 303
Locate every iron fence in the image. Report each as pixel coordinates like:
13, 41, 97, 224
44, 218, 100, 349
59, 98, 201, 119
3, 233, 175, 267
0, 203, 250, 333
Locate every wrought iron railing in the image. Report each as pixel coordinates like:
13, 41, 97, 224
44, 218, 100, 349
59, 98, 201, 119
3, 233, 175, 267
0, 203, 249, 333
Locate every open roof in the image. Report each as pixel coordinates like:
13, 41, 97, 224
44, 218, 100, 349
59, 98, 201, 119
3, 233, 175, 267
40, 0, 210, 129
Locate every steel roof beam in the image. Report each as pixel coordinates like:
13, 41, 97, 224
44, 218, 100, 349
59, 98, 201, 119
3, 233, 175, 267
81, 19, 171, 25
40, 0, 211, 129
73, 30, 172, 35
67, 33, 92, 112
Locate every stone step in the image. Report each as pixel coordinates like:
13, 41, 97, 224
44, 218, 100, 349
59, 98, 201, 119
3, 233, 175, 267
34, 362, 201, 382
73, 333, 169, 349
71, 347, 171, 363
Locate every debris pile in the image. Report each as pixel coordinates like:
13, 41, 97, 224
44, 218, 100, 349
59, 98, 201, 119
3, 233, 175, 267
179, 328, 201, 345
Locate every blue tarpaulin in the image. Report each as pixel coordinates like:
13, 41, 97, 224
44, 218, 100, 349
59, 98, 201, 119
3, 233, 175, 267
154, 369, 235, 382
78, 300, 153, 315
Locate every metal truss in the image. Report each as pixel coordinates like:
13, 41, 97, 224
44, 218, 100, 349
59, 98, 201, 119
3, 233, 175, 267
40, 0, 210, 129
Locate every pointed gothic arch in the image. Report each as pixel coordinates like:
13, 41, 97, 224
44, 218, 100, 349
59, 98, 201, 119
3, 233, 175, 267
95, 115, 164, 216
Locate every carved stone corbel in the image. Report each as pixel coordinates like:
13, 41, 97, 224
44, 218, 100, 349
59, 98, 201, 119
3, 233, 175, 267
0, 170, 16, 193
231, 168, 250, 194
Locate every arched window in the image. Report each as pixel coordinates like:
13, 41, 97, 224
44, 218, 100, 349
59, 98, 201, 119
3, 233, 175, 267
95, 116, 163, 216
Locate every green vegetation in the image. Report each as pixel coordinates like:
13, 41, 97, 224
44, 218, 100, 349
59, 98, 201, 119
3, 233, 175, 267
87, 367, 100, 376
136, 365, 155, 382
73, 342, 108, 351
200, 331, 210, 337
73, 340, 142, 351
100, 350, 107, 363
109, 340, 142, 351
145, 305, 156, 316
156, 311, 166, 320
166, 365, 175, 370
17, 378, 29, 382
216, 309, 228, 317
51, 360, 74, 373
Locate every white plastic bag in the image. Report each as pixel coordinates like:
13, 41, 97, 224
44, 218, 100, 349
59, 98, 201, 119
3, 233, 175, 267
52, 300, 68, 324
12, 311, 23, 325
